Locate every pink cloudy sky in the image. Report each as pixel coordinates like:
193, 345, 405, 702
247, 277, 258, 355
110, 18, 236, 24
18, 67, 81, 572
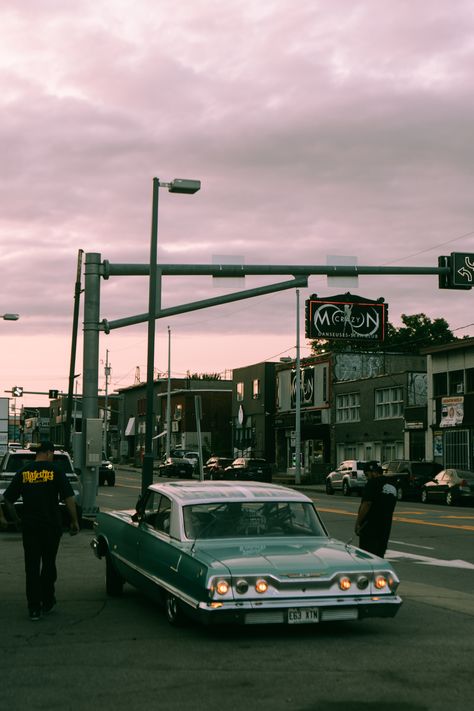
2, 0, 474, 409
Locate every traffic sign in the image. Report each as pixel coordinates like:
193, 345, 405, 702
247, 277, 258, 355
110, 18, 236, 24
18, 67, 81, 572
12, 386, 23, 397
451, 252, 474, 287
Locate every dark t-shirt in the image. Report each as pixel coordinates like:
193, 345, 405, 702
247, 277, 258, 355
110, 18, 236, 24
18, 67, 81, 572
4, 460, 74, 528
361, 476, 397, 540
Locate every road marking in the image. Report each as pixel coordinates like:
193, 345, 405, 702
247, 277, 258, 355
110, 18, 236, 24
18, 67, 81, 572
400, 581, 474, 616
387, 549, 474, 570
390, 540, 434, 550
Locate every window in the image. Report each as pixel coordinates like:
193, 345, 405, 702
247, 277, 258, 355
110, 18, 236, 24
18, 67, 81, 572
336, 392, 360, 422
466, 368, 474, 393
236, 382, 244, 401
252, 379, 261, 399
433, 372, 448, 397
375, 387, 403, 419
449, 370, 464, 395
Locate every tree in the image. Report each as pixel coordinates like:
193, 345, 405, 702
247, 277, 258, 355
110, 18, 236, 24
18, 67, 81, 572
310, 313, 455, 355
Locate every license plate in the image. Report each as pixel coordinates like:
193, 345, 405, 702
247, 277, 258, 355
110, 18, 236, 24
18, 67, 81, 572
288, 607, 319, 624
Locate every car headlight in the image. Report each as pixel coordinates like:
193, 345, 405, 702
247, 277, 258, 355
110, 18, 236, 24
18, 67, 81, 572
255, 579, 268, 594
216, 580, 230, 595
235, 579, 249, 594
374, 575, 387, 590
339, 576, 352, 591
106, 463, 113, 470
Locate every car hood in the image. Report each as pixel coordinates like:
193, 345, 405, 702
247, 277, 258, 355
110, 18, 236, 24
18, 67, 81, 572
194, 537, 379, 575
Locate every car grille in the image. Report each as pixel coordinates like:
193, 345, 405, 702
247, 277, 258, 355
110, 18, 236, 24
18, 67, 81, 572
320, 608, 358, 622
244, 611, 285, 625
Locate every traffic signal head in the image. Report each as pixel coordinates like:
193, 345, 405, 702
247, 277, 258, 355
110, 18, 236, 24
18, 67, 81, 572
12, 386, 23, 397
48, 389, 59, 399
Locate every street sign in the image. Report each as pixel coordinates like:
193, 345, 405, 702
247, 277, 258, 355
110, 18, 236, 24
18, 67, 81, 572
12, 386, 23, 397
451, 252, 474, 287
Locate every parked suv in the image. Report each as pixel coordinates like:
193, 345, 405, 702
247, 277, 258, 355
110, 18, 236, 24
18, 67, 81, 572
326, 460, 379, 496
383, 460, 443, 501
0, 447, 82, 527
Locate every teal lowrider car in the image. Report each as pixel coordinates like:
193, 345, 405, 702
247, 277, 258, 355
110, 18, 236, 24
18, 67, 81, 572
91, 481, 402, 626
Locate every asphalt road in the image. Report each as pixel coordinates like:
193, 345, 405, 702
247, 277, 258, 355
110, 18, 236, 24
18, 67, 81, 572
1, 468, 473, 711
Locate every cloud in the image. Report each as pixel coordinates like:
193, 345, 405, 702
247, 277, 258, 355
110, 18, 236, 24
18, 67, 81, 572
2, 0, 474, 403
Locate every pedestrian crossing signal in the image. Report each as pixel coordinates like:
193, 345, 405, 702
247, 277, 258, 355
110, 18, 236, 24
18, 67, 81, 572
48, 389, 59, 399
12, 386, 23, 397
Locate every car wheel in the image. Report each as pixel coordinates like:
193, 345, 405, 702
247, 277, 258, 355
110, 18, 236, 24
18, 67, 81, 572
396, 486, 404, 502
326, 480, 334, 495
342, 481, 351, 497
421, 489, 428, 504
165, 593, 186, 626
108, 474, 116, 487
446, 491, 455, 506
106, 554, 124, 596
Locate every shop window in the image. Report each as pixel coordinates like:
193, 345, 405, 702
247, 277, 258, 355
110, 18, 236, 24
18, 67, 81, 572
236, 382, 244, 401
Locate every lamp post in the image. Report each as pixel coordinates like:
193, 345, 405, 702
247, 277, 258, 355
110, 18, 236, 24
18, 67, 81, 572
141, 178, 201, 495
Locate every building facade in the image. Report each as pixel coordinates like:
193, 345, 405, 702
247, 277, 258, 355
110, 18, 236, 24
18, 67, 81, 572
232, 362, 277, 461
425, 337, 474, 470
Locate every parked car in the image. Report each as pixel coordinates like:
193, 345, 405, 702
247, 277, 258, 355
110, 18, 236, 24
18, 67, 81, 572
0, 447, 82, 527
158, 456, 194, 479
203, 456, 234, 480
326, 460, 379, 496
421, 469, 474, 506
224, 457, 273, 483
91, 480, 402, 626
383, 460, 443, 501
99, 454, 116, 487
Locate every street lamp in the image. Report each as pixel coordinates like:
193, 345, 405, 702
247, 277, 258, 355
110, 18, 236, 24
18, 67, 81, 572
142, 177, 201, 495
2, 313, 20, 321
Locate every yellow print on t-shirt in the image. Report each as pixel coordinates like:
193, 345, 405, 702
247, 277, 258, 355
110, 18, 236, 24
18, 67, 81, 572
22, 469, 55, 484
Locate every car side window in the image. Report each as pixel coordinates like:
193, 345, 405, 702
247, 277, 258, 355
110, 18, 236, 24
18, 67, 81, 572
155, 495, 172, 534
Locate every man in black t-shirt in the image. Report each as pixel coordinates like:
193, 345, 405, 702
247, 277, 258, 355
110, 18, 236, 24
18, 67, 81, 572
2, 441, 80, 620
355, 462, 397, 558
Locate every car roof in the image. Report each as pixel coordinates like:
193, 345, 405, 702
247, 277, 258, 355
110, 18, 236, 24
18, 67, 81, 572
148, 480, 311, 505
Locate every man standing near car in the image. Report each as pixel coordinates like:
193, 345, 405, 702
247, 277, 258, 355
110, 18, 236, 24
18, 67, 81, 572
1, 441, 80, 620
355, 462, 397, 558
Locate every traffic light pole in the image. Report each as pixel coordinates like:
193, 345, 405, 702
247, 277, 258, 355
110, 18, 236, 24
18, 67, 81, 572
79, 251, 468, 517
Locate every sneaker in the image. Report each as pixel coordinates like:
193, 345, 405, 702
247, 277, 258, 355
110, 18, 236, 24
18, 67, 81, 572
29, 608, 41, 621
42, 601, 56, 614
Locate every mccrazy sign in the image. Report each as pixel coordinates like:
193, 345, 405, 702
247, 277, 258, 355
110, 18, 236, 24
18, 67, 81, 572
305, 293, 387, 342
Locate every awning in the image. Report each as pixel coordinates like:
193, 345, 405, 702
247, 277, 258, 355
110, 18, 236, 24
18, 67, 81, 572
125, 417, 136, 436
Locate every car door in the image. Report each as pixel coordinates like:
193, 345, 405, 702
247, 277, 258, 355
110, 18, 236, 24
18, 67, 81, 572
332, 462, 345, 489
137, 494, 182, 597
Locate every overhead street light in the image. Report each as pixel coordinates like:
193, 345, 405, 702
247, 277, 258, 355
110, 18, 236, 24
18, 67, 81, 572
142, 177, 201, 494
2, 313, 20, 321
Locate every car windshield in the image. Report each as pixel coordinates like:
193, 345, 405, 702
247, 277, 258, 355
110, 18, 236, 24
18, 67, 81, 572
183, 501, 326, 539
